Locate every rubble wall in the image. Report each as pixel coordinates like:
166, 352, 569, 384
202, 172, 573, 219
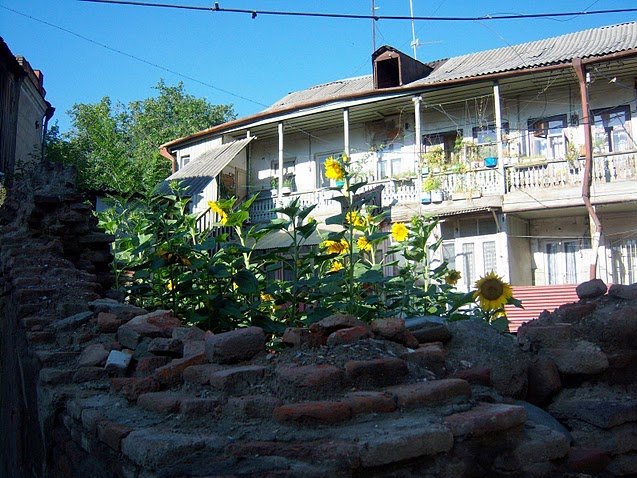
1, 162, 635, 477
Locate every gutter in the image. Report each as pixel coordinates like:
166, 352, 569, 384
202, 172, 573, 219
572, 58, 602, 280
159, 147, 177, 174
161, 47, 637, 150
41, 103, 55, 161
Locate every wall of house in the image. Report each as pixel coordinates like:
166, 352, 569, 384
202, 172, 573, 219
529, 214, 592, 286
15, 73, 47, 173
174, 136, 224, 169
597, 210, 637, 285
506, 215, 533, 285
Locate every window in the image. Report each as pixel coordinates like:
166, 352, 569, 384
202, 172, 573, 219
592, 105, 633, 153
527, 115, 567, 159
472, 124, 509, 145
180, 154, 190, 170
610, 238, 637, 285
423, 130, 463, 163
457, 217, 498, 238
376, 157, 403, 179
462, 243, 476, 287
545, 240, 578, 285
483, 241, 497, 273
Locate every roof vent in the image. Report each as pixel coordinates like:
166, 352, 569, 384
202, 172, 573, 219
372, 46, 432, 89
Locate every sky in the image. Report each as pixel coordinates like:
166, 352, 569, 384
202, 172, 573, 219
2, 0, 637, 133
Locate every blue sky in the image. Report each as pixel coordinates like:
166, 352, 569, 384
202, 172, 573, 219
2, 0, 637, 132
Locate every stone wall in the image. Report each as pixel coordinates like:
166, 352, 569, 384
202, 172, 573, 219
1, 162, 635, 477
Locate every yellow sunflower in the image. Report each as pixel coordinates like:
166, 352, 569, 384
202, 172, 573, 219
208, 200, 228, 225
357, 236, 372, 252
391, 222, 409, 242
445, 269, 462, 286
473, 272, 513, 310
321, 239, 349, 255
167, 279, 175, 291
260, 292, 274, 302
324, 157, 345, 180
329, 260, 344, 272
346, 210, 367, 228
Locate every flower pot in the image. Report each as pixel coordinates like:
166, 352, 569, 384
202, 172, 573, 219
335, 180, 345, 188
431, 190, 444, 203
281, 186, 292, 195
421, 192, 432, 204
484, 156, 498, 168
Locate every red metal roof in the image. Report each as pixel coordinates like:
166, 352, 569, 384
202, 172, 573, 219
505, 284, 579, 333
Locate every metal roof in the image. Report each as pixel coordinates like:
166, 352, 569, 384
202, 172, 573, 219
156, 137, 253, 195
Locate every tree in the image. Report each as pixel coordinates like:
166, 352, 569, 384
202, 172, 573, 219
48, 80, 235, 195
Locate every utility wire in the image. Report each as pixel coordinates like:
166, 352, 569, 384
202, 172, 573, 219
79, 0, 637, 22
0, 4, 268, 108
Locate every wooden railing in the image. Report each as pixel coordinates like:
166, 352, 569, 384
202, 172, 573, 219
247, 151, 637, 223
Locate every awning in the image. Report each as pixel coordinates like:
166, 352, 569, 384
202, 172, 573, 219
156, 137, 254, 195
253, 224, 348, 250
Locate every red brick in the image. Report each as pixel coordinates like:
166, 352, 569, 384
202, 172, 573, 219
97, 420, 132, 451
444, 403, 527, 437
309, 314, 367, 335
180, 398, 221, 417
226, 395, 283, 419
344, 358, 409, 388
273, 401, 352, 425
343, 391, 396, 415
401, 343, 446, 373
111, 377, 161, 402
73, 366, 108, 383
39, 368, 75, 386
568, 447, 611, 474
209, 365, 267, 394
134, 356, 171, 377
97, 312, 122, 332
154, 353, 207, 386
326, 326, 373, 346
137, 391, 182, 414
205, 326, 266, 364
228, 440, 358, 468
277, 364, 344, 395
281, 327, 325, 348
451, 366, 491, 386
555, 302, 596, 322
26, 331, 55, 343
182, 364, 224, 385
387, 379, 471, 409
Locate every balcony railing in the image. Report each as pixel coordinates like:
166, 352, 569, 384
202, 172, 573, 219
248, 151, 637, 223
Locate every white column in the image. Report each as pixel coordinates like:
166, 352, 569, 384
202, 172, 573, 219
343, 108, 350, 157
413, 96, 422, 172
278, 122, 284, 199
493, 81, 506, 193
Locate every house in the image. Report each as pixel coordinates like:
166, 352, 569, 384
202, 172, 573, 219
160, 22, 637, 328
0, 37, 54, 187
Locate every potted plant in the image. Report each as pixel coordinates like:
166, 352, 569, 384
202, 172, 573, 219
421, 146, 444, 174
281, 173, 294, 195
270, 176, 279, 195
422, 174, 443, 204
392, 170, 417, 183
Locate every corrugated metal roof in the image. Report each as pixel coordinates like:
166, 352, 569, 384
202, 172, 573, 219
505, 284, 579, 333
157, 137, 253, 195
266, 22, 637, 110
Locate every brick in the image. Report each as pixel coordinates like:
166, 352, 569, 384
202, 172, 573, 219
401, 343, 446, 373
117, 310, 181, 349
555, 302, 596, 322
121, 430, 210, 469
226, 395, 283, 419
154, 353, 207, 386
209, 365, 267, 394
105, 349, 133, 376
228, 440, 358, 468
451, 366, 491, 386
147, 337, 183, 357
409, 323, 452, 344
97, 312, 122, 332
326, 326, 373, 346
134, 355, 171, 377
35, 351, 78, 366
371, 318, 419, 348
205, 327, 265, 364
309, 314, 367, 335
344, 358, 409, 388
113, 377, 161, 402
81, 408, 104, 433
26, 331, 55, 343
277, 364, 344, 396
517, 323, 573, 349
357, 424, 453, 467
444, 403, 527, 437
568, 447, 611, 474
97, 420, 132, 451
542, 341, 609, 375
343, 391, 396, 415
182, 339, 206, 358
281, 327, 324, 348
137, 391, 182, 414
88, 299, 146, 320
576, 278, 607, 299
73, 366, 108, 383
388, 379, 471, 409
273, 401, 352, 425
182, 364, 224, 385
180, 398, 221, 417
78, 343, 109, 367
52, 311, 93, 331
526, 357, 561, 405
609, 283, 637, 300
172, 326, 206, 341
39, 368, 74, 385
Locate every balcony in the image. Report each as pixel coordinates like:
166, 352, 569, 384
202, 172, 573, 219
249, 151, 637, 223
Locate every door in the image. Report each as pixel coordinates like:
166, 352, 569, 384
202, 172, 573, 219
544, 240, 578, 285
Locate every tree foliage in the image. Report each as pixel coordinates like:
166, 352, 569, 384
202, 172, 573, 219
47, 80, 235, 195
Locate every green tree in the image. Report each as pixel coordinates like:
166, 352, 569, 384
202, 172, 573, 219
48, 80, 235, 195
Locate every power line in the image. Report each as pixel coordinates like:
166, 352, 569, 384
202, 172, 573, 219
0, 4, 268, 108
79, 0, 637, 22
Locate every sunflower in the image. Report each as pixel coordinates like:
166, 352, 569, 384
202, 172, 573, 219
260, 292, 274, 302
346, 210, 366, 227
208, 200, 228, 225
329, 260, 344, 272
357, 236, 372, 252
321, 239, 349, 255
391, 222, 409, 242
167, 279, 175, 291
473, 271, 513, 310
445, 269, 462, 286
324, 157, 345, 180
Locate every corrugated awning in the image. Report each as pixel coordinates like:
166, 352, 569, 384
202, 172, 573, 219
156, 137, 254, 196
253, 224, 347, 250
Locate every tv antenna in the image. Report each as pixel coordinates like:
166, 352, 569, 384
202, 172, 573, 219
409, 0, 420, 59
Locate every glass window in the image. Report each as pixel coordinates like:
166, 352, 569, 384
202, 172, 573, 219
483, 241, 497, 273
546, 243, 559, 285
472, 124, 509, 145
462, 243, 475, 287
377, 160, 388, 180
442, 242, 456, 270
592, 106, 633, 153
527, 115, 567, 159
610, 238, 637, 285
315, 152, 341, 188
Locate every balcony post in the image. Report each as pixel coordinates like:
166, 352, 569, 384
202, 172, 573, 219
278, 122, 284, 201
413, 95, 422, 173
343, 108, 350, 157
493, 81, 506, 194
